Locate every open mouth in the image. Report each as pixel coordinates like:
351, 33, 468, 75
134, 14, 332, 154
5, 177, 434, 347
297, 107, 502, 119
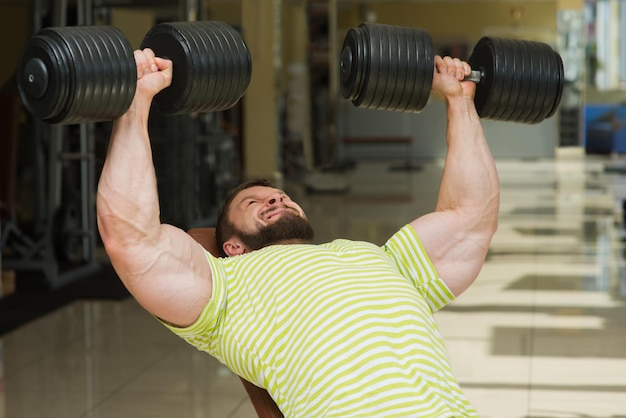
264, 207, 293, 221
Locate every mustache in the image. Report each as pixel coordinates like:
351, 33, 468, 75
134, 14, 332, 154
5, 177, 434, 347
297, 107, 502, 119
260, 205, 299, 218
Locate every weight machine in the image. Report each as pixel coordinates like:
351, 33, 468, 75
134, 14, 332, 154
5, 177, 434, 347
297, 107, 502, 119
1, 0, 100, 289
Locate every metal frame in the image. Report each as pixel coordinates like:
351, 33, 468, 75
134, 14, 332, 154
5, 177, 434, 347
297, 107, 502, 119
1, 0, 99, 289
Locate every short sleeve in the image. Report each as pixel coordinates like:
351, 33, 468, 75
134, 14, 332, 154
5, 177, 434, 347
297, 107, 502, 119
156, 250, 228, 353
383, 225, 455, 312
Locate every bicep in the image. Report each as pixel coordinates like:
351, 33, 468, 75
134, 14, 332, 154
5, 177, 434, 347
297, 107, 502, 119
106, 224, 214, 327
410, 209, 491, 296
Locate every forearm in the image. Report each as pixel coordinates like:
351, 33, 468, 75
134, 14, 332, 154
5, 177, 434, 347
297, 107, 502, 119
438, 96, 499, 231
96, 97, 161, 250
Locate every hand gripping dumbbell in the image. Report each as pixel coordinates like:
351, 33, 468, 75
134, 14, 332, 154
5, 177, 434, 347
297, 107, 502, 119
340, 22, 564, 124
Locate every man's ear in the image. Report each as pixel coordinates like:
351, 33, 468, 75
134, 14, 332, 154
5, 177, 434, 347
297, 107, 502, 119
223, 238, 248, 257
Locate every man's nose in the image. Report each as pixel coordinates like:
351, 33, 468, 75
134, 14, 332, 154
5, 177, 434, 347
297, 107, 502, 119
267, 195, 281, 205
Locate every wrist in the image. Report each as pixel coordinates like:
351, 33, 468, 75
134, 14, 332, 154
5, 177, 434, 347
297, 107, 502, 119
117, 94, 153, 129
445, 95, 477, 116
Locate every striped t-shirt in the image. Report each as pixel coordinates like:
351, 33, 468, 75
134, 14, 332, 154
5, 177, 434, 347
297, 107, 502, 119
161, 225, 478, 417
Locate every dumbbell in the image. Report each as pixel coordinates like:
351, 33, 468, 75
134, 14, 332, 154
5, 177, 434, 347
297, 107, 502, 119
340, 22, 564, 124
17, 21, 252, 125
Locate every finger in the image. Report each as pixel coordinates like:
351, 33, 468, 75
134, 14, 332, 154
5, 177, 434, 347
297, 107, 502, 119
434, 55, 447, 75
444, 57, 464, 80
134, 50, 150, 79
142, 48, 159, 72
462, 61, 471, 77
134, 49, 161, 79
154, 56, 173, 71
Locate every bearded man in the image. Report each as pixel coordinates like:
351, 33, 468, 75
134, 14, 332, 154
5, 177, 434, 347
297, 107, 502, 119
96, 47, 499, 417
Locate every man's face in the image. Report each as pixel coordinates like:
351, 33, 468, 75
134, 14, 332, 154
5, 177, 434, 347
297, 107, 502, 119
224, 186, 314, 254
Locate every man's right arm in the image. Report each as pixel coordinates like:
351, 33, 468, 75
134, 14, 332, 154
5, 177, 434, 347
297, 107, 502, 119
409, 56, 499, 297
96, 49, 213, 328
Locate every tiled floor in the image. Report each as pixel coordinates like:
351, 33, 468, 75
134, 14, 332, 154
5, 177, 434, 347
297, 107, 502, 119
2, 149, 626, 417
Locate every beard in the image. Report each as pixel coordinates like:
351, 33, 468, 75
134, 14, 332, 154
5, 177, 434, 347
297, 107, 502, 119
235, 212, 315, 252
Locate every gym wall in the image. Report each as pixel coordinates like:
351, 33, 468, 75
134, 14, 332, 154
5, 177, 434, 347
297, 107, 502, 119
0, 4, 31, 89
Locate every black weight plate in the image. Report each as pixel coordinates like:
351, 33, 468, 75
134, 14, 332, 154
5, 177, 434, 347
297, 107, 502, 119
414, 28, 434, 113
217, 20, 252, 109
489, 38, 516, 121
403, 28, 420, 112
77, 26, 135, 123
230, 24, 252, 103
405, 28, 420, 112
360, 23, 382, 109
522, 43, 547, 124
202, 23, 229, 112
195, 22, 223, 112
467, 37, 488, 116
192, 22, 220, 112
43, 29, 75, 124
536, 42, 565, 123
195, 22, 235, 111
538, 44, 561, 122
528, 45, 551, 123
543, 48, 565, 120
212, 22, 240, 110
351, 25, 371, 107
65, 27, 108, 124
188, 22, 217, 113
512, 39, 539, 124
485, 38, 509, 120
388, 26, 410, 112
142, 23, 194, 114
391, 26, 411, 112
359, 23, 381, 108
375, 24, 392, 109
372, 24, 393, 110
340, 27, 362, 100
17, 28, 72, 123
518, 42, 543, 123
500, 39, 526, 123
391, 26, 412, 112
497, 39, 524, 122
216, 22, 250, 110
230, 25, 251, 105
512, 39, 537, 123
215, 23, 239, 110
523, 40, 550, 123
211, 24, 239, 110
102, 26, 136, 121
469, 37, 501, 119
386, 24, 410, 111
79, 27, 111, 122
62, 29, 90, 124
177, 22, 208, 113
527, 43, 552, 124
47, 29, 74, 123
505, 38, 538, 123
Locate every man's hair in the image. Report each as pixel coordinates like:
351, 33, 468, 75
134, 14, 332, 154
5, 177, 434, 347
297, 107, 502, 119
215, 179, 275, 256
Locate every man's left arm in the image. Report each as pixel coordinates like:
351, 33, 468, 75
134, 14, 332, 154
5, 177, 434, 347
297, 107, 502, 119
410, 56, 500, 297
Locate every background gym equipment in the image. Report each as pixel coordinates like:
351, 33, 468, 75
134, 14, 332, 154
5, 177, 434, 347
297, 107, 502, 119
16, 21, 251, 125
340, 22, 564, 125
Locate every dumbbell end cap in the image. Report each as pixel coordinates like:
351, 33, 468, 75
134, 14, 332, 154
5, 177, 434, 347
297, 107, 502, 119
22, 57, 49, 99
339, 47, 354, 98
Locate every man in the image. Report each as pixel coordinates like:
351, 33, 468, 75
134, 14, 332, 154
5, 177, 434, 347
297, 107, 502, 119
97, 48, 499, 417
